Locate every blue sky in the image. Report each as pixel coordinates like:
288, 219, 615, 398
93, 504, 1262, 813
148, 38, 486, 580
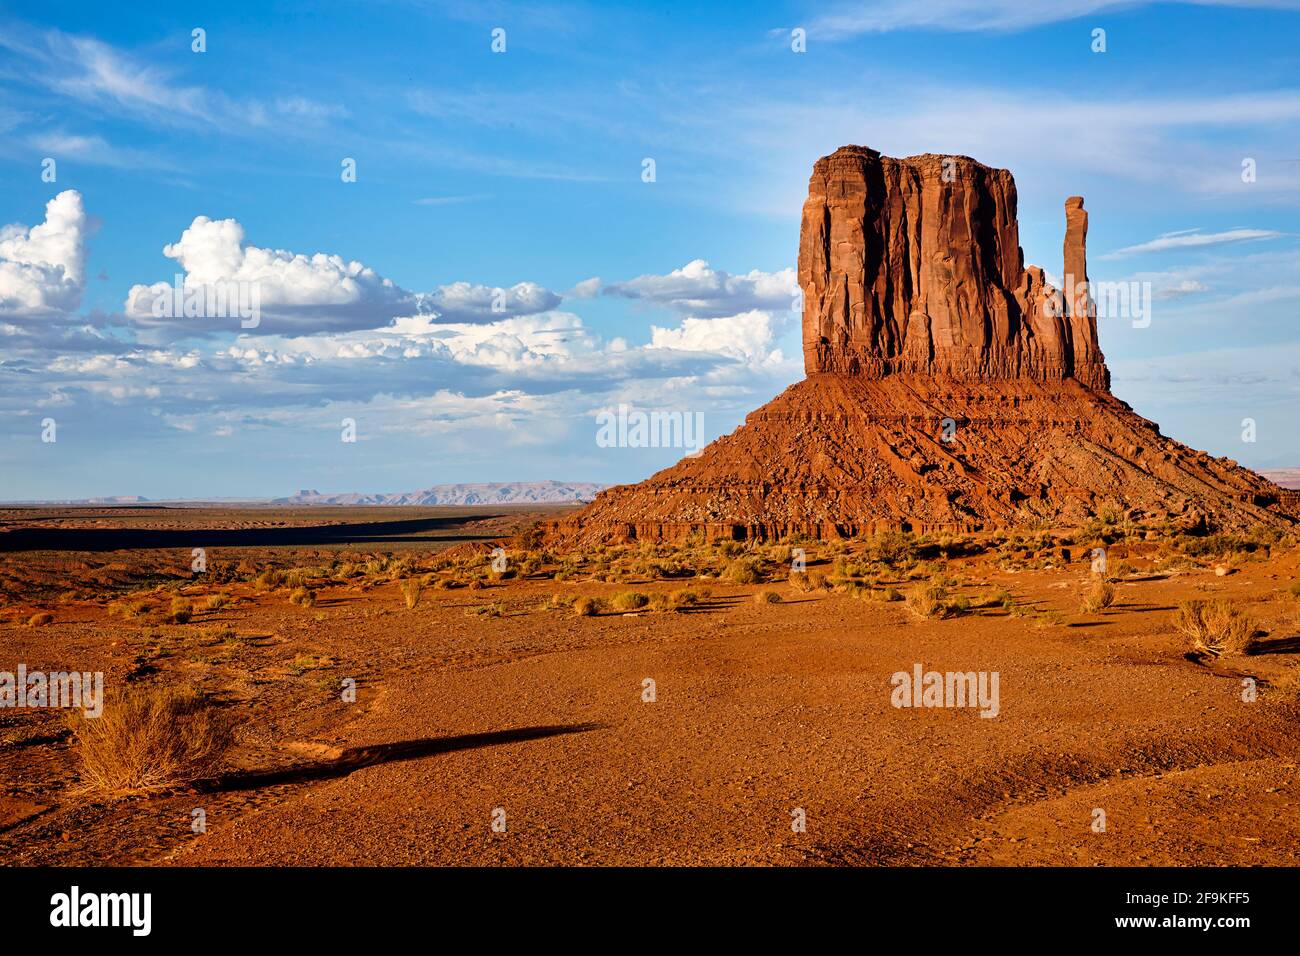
1, 0, 1299, 499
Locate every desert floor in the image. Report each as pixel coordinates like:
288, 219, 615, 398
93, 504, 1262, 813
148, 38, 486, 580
2, 507, 1298, 866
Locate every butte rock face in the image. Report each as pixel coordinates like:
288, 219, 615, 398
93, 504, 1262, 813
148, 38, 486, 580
800, 148, 1107, 391
555, 146, 1298, 542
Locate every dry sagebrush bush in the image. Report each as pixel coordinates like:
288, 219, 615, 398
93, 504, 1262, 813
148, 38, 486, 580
401, 577, 423, 610
1079, 580, 1116, 614
722, 559, 763, 585
573, 596, 603, 616
169, 597, 193, 624
1173, 600, 1258, 656
905, 583, 948, 620
609, 591, 649, 611
68, 687, 234, 795
27, 612, 53, 627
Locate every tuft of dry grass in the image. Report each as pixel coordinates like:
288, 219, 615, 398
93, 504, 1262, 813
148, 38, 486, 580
788, 570, 813, 592
722, 559, 763, 585
27, 611, 54, 627
573, 596, 603, 617
67, 687, 234, 795
610, 591, 650, 611
905, 582, 948, 619
1173, 600, 1258, 656
205, 593, 228, 611
1079, 580, 1116, 614
669, 588, 699, 609
289, 587, 316, 608
169, 598, 193, 624
400, 577, 423, 610
755, 591, 782, 604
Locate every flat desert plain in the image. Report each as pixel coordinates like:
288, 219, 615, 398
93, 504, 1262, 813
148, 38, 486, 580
2, 507, 1298, 866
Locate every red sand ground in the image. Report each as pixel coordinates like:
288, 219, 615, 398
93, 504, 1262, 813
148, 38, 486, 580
2, 509, 1297, 866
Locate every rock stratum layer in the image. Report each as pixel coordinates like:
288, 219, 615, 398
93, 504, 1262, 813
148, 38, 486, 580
555, 146, 1297, 542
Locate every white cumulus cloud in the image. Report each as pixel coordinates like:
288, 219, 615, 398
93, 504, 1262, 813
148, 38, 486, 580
604, 259, 797, 317
125, 215, 414, 333
0, 190, 88, 316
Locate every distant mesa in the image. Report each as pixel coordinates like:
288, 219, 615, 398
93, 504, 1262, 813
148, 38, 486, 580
556, 146, 1300, 542
1, 483, 604, 508
272, 481, 606, 507
1261, 469, 1300, 491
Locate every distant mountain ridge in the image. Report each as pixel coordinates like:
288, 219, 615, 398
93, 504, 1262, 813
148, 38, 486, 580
0, 482, 605, 506
271, 481, 606, 506
1261, 469, 1300, 490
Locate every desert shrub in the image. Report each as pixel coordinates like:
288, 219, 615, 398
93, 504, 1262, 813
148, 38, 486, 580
722, 559, 763, 585
467, 580, 484, 591
1288, 581, 1300, 599
435, 576, 464, 590
669, 589, 699, 609
169, 598, 194, 624
27, 612, 53, 627
1177, 532, 1268, 561
1173, 600, 1258, 656
545, 594, 575, 611
289, 587, 316, 608
906, 583, 948, 619
574, 596, 602, 617
755, 591, 782, 604
806, 571, 828, 590
984, 589, 1014, 610
401, 577, 423, 610
109, 598, 152, 620
788, 571, 814, 592
67, 687, 234, 795
1079, 580, 1116, 614
205, 593, 228, 611
1111, 561, 1136, 579
863, 531, 917, 567
946, 593, 972, 615
466, 603, 504, 618
513, 525, 545, 551
610, 591, 650, 611
255, 569, 285, 591
874, 587, 903, 602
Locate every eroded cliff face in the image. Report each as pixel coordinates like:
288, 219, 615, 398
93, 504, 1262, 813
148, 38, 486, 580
798, 146, 1109, 391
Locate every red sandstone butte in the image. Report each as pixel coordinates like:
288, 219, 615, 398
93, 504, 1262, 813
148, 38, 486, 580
556, 146, 1299, 542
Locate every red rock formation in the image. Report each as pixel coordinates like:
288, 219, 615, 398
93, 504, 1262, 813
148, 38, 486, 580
799, 147, 1108, 389
553, 147, 1295, 542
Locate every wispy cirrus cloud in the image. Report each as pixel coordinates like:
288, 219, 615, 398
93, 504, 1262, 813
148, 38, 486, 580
0, 25, 344, 136
808, 0, 1300, 38
1101, 227, 1286, 258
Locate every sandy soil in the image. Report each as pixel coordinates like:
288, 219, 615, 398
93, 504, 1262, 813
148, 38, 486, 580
1, 512, 1298, 866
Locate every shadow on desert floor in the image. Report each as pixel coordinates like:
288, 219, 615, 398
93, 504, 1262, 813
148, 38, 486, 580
200, 724, 601, 793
